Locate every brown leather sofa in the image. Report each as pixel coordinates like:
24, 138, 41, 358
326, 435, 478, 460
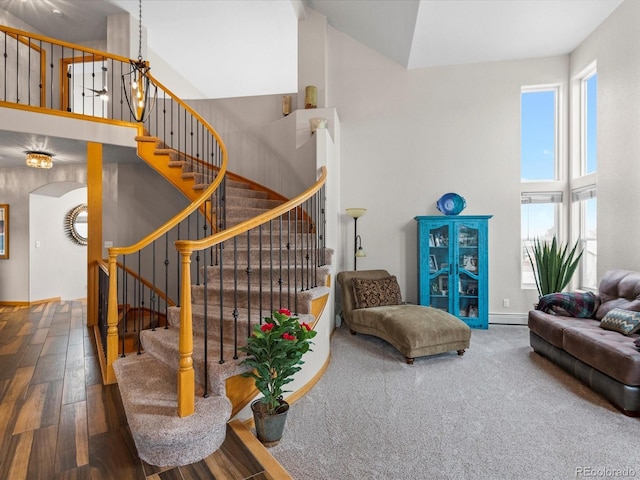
528, 269, 640, 416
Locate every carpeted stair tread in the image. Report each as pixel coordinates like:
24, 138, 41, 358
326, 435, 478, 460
139, 327, 252, 397
226, 185, 270, 197
223, 196, 283, 209
113, 353, 231, 467
203, 248, 329, 268
198, 264, 330, 288
134, 135, 158, 143
167, 304, 317, 338
190, 285, 315, 314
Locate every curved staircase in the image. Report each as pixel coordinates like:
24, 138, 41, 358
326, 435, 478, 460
113, 135, 331, 467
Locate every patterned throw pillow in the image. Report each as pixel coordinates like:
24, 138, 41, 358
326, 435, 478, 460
600, 308, 640, 335
352, 276, 402, 309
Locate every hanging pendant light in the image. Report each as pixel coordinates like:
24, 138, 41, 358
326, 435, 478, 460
122, 0, 157, 122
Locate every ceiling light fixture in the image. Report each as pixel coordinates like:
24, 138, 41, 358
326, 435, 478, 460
26, 151, 53, 169
122, 0, 157, 123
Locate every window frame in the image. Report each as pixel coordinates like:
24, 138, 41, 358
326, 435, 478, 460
580, 68, 597, 176
571, 62, 598, 290
520, 192, 564, 289
572, 186, 597, 291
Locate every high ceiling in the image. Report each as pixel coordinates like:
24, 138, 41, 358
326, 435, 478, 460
0, 0, 623, 97
0, 0, 624, 167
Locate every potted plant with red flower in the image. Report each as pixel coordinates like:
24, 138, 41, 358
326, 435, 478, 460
239, 308, 316, 446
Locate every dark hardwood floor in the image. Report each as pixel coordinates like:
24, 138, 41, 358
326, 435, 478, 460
0, 301, 292, 480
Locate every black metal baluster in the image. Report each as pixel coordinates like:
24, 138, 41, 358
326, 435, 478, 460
203, 243, 209, 397
218, 243, 225, 365
233, 236, 239, 359
246, 230, 252, 339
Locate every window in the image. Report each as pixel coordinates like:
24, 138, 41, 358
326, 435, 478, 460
577, 193, 597, 290
572, 66, 597, 288
582, 72, 597, 174
521, 86, 561, 288
521, 88, 558, 181
521, 193, 561, 287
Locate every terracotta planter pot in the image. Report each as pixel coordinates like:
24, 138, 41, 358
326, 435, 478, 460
251, 399, 290, 447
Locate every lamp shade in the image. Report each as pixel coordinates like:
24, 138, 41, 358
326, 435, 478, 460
346, 208, 366, 219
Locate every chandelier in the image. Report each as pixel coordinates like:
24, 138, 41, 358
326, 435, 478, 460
122, 0, 157, 122
25, 151, 53, 169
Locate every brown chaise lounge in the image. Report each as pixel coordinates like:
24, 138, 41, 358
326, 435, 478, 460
337, 269, 471, 364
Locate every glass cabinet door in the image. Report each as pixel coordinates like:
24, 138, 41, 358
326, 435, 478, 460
428, 224, 450, 312
456, 224, 479, 320
416, 215, 491, 329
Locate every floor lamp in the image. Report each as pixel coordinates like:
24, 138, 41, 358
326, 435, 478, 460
346, 208, 366, 270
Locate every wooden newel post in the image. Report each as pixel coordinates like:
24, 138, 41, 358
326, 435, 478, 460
106, 252, 119, 384
177, 247, 195, 417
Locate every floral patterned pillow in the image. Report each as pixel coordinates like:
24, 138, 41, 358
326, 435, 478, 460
352, 276, 402, 309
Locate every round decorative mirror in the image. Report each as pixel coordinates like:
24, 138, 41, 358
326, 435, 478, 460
64, 204, 88, 246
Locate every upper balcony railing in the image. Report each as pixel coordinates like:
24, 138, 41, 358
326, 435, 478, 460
1, 24, 227, 175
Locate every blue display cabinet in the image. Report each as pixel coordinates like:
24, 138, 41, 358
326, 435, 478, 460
415, 215, 492, 329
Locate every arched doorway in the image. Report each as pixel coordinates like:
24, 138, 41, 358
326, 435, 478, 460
29, 182, 87, 301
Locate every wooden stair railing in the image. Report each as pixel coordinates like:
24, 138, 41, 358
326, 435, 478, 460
173, 167, 328, 417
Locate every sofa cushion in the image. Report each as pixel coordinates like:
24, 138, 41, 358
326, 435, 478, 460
600, 308, 640, 335
352, 276, 402, 309
562, 327, 640, 386
594, 270, 640, 320
528, 310, 600, 349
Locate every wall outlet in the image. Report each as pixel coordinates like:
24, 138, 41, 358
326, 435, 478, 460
503, 299, 510, 308
104, 241, 113, 248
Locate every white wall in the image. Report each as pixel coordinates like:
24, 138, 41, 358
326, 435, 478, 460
30, 187, 87, 301
327, 24, 573, 318
183, 4, 640, 320
0, 160, 190, 303
0, 165, 88, 302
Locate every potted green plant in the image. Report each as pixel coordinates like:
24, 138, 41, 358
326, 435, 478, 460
239, 308, 316, 447
526, 236, 584, 299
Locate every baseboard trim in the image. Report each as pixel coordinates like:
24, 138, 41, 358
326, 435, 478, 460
489, 312, 528, 325
0, 297, 61, 307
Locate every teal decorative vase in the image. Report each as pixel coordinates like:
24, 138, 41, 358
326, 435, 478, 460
251, 399, 290, 447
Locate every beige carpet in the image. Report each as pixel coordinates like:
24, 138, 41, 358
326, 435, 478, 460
270, 324, 639, 479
